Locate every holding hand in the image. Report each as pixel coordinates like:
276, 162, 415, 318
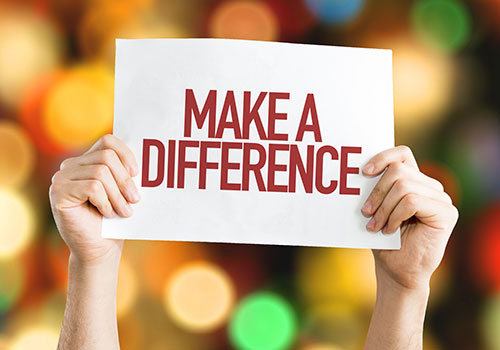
363, 146, 459, 350
49, 134, 140, 265
362, 145, 458, 291
50, 135, 140, 350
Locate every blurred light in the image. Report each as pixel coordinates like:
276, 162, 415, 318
481, 295, 500, 349
304, 0, 364, 24
117, 257, 139, 318
475, 0, 500, 37
0, 6, 63, 108
453, 114, 500, 196
303, 302, 363, 349
0, 121, 35, 188
265, 0, 316, 39
302, 344, 344, 350
78, 3, 136, 60
42, 64, 114, 151
0, 259, 25, 313
8, 325, 59, 350
420, 161, 461, 205
297, 248, 376, 309
218, 246, 266, 297
470, 203, 500, 293
229, 291, 297, 350
0, 337, 8, 349
428, 258, 452, 308
209, 0, 279, 41
117, 313, 144, 350
164, 261, 234, 332
0, 190, 35, 259
392, 40, 454, 142
79, 4, 188, 65
45, 239, 70, 291
411, 0, 471, 53
436, 114, 500, 215
142, 241, 209, 297
20, 71, 66, 155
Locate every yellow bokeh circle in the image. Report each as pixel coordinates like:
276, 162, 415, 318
297, 248, 376, 309
0, 122, 35, 188
9, 325, 59, 350
0, 190, 35, 259
43, 64, 114, 151
392, 41, 454, 140
164, 261, 235, 332
117, 257, 139, 318
0, 6, 62, 107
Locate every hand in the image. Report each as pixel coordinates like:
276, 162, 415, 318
49, 134, 140, 265
362, 146, 459, 291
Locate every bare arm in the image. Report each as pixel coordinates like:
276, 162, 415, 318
58, 253, 122, 350
49, 135, 140, 350
365, 268, 430, 349
362, 146, 458, 350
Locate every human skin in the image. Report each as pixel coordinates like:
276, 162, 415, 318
362, 146, 458, 350
49, 137, 458, 350
50, 135, 139, 350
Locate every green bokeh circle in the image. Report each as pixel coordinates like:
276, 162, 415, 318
229, 292, 297, 350
412, 0, 471, 53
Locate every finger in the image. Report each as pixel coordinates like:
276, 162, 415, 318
362, 162, 445, 216
86, 134, 139, 176
62, 165, 134, 218
383, 194, 459, 234
51, 180, 115, 218
363, 145, 418, 176
60, 149, 140, 204
366, 179, 452, 232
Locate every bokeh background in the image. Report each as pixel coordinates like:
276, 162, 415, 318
0, 0, 499, 349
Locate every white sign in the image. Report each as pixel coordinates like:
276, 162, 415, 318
102, 38, 400, 249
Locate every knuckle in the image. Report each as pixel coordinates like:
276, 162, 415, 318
451, 205, 459, 221
394, 178, 409, 194
433, 178, 445, 191
386, 163, 403, 179
51, 170, 61, 184
60, 157, 73, 170
398, 145, 412, 156
404, 193, 418, 207
48, 183, 59, 199
93, 164, 108, 178
88, 180, 101, 194
101, 149, 116, 163
101, 134, 114, 147
443, 192, 453, 204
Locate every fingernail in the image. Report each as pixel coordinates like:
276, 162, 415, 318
363, 163, 374, 174
382, 224, 389, 234
111, 209, 117, 218
362, 201, 372, 214
366, 217, 376, 231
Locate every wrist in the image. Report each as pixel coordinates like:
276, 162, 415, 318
69, 245, 122, 271
70, 244, 123, 269
375, 264, 430, 298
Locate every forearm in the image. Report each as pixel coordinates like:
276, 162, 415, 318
57, 252, 121, 350
364, 269, 430, 350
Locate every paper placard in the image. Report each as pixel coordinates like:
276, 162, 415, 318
103, 38, 400, 249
